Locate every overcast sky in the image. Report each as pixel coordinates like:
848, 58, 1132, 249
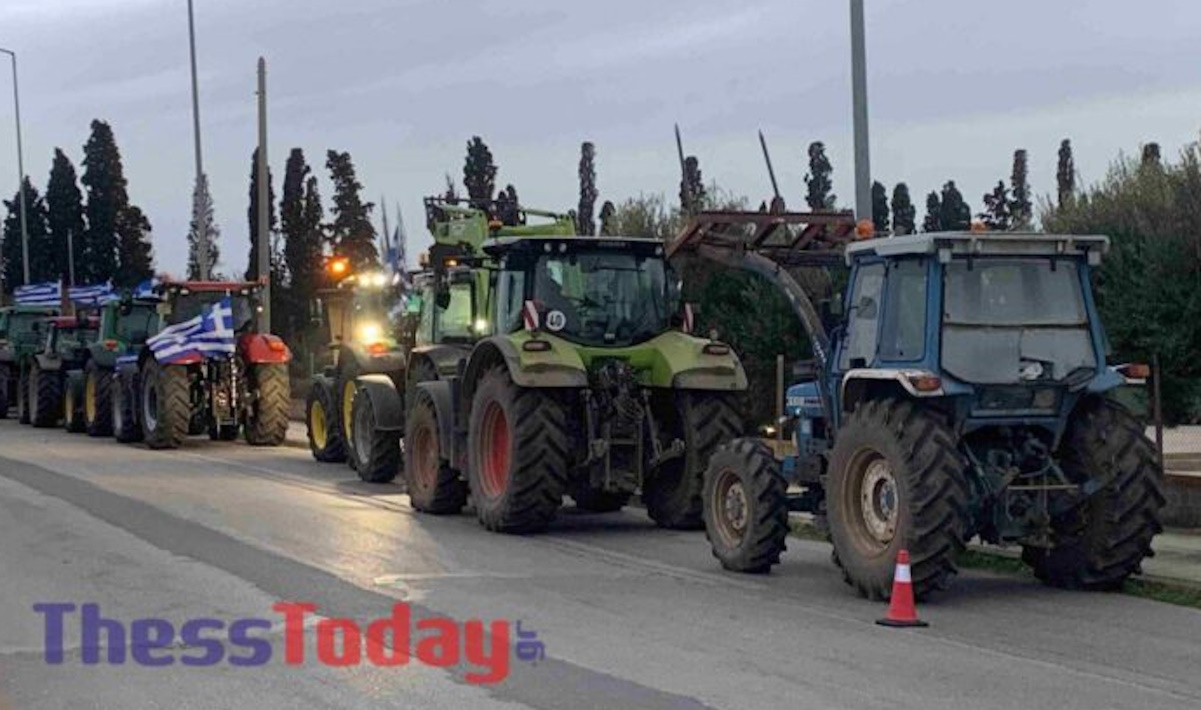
2, 0, 1201, 277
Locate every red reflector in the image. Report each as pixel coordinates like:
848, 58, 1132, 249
1119, 363, 1150, 379
522, 340, 551, 352
909, 375, 942, 393
267, 339, 287, 353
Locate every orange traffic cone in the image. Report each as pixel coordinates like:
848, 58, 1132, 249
876, 549, 928, 628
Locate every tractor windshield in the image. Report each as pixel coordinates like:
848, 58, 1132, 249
942, 259, 1097, 384
171, 293, 256, 332
532, 252, 669, 346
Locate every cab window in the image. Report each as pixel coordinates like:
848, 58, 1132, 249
839, 263, 886, 370
879, 259, 928, 361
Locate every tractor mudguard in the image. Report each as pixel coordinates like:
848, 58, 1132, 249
340, 345, 406, 377
415, 379, 456, 460
410, 344, 471, 380
354, 374, 406, 432
239, 333, 292, 364
462, 337, 589, 392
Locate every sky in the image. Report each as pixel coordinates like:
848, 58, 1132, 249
2, 0, 1201, 278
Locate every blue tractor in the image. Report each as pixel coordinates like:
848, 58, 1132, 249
669, 212, 1164, 599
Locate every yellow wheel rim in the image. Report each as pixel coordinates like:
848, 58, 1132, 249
342, 380, 356, 441
311, 399, 328, 450
85, 374, 96, 423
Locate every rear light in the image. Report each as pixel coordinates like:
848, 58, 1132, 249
702, 343, 730, 356
522, 340, 551, 352
908, 374, 942, 393
367, 342, 389, 356
266, 338, 287, 353
1118, 363, 1150, 379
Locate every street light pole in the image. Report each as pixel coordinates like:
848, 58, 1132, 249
0, 48, 30, 285
849, 0, 872, 223
256, 58, 270, 332
187, 0, 210, 280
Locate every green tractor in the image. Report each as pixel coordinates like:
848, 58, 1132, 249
79, 295, 161, 437
24, 315, 101, 429
0, 305, 60, 421
351, 197, 748, 532
305, 265, 408, 479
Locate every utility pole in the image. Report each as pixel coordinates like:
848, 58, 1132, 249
850, 0, 872, 222
0, 48, 30, 285
187, 0, 210, 280
758, 130, 782, 202
256, 57, 270, 331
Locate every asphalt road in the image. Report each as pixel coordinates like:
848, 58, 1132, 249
1, 420, 1199, 710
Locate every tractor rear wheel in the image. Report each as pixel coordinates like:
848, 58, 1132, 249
467, 366, 569, 532
30, 363, 63, 428
112, 374, 142, 443
17, 365, 30, 424
827, 398, 969, 600
63, 374, 86, 433
244, 363, 289, 446
1023, 398, 1164, 590
0, 364, 10, 419
703, 438, 789, 573
349, 390, 401, 483
404, 388, 466, 513
306, 378, 346, 462
645, 391, 743, 530
141, 359, 189, 450
84, 360, 114, 437
339, 360, 361, 470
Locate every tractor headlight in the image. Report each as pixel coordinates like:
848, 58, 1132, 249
1031, 388, 1059, 410
358, 323, 382, 343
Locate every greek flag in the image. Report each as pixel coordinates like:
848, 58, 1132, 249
146, 297, 236, 364
14, 281, 62, 308
134, 277, 161, 299
69, 281, 119, 306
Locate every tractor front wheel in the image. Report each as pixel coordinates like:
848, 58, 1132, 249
703, 439, 789, 574
339, 361, 361, 470
827, 398, 970, 600
141, 359, 189, 450
645, 391, 743, 530
349, 390, 401, 482
30, 363, 63, 428
63, 373, 86, 433
84, 361, 113, 437
245, 363, 290, 446
306, 378, 346, 462
1023, 398, 1164, 590
112, 374, 142, 443
467, 366, 569, 532
404, 388, 466, 513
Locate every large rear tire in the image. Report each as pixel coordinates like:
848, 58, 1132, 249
404, 388, 467, 513
30, 363, 63, 428
703, 438, 789, 574
467, 366, 569, 533
1023, 398, 1165, 590
63, 373, 86, 433
112, 373, 142, 444
645, 391, 743, 530
349, 390, 401, 483
245, 362, 289, 446
84, 360, 114, 437
827, 398, 970, 600
141, 359, 189, 450
306, 378, 347, 462
17, 364, 30, 424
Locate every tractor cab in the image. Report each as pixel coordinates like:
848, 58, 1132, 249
41, 315, 101, 361
0, 306, 61, 354
155, 281, 261, 333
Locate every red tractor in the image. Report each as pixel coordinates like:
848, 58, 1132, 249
112, 281, 292, 449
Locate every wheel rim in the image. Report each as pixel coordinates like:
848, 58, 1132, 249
85, 374, 96, 423
478, 401, 510, 499
710, 467, 749, 548
848, 450, 899, 550
342, 380, 356, 441
143, 377, 158, 431
413, 420, 438, 493
310, 399, 328, 450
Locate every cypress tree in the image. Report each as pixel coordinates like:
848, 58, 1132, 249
45, 149, 86, 284
114, 205, 153, 287
804, 141, 835, 210
1057, 139, 1076, 209
890, 183, 916, 236
281, 149, 323, 306
326, 150, 378, 269
680, 156, 706, 215
246, 148, 278, 281
2, 179, 52, 288
186, 174, 219, 280
871, 181, 890, 234
922, 191, 943, 233
79, 120, 125, 284
463, 137, 497, 208
1009, 149, 1032, 229
980, 180, 1012, 231
577, 141, 598, 235
940, 181, 971, 231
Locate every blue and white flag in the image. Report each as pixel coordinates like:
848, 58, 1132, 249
14, 281, 62, 308
146, 297, 236, 364
69, 281, 119, 306
134, 277, 161, 299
